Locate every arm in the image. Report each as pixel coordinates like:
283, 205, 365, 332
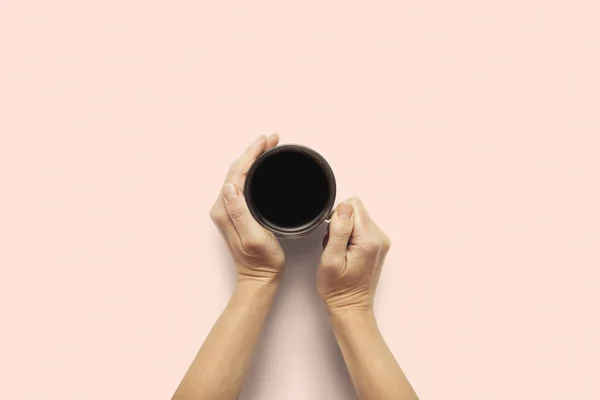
173, 281, 278, 400
173, 134, 284, 400
328, 310, 416, 400
317, 198, 418, 400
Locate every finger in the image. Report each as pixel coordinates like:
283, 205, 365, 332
210, 201, 240, 244
224, 135, 266, 186
265, 133, 280, 151
346, 196, 370, 217
222, 183, 269, 253
321, 202, 354, 266
211, 134, 279, 250
225, 133, 279, 188
345, 196, 374, 233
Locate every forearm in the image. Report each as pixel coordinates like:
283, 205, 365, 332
173, 281, 278, 400
329, 310, 418, 400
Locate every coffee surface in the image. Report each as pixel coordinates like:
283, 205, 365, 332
248, 150, 330, 228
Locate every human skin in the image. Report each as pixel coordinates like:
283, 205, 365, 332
172, 135, 418, 400
172, 134, 284, 400
318, 197, 418, 400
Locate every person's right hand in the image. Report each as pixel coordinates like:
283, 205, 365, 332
210, 134, 285, 285
317, 197, 391, 314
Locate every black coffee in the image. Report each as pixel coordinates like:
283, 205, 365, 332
248, 149, 331, 228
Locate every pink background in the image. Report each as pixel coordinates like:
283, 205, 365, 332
1, 1, 599, 399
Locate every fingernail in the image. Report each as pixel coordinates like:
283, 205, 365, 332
337, 203, 353, 219
223, 183, 239, 201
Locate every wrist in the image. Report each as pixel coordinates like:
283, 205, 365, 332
319, 287, 372, 317
327, 305, 375, 321
327, 309, 380, 344
233, 278, 280, 303
321, 294, 373, 318
236, 272, 282, 288
236, 263, 284, 287
326, 305, 377, 328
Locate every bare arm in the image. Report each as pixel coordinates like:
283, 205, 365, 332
173, 281, 278, 400
173, 134, 284, 400
329, 310, 416, 400
317, 198, 418, 400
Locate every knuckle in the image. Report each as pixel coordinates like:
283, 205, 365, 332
383, 237, 392, 250
362, 238, 380, 252
347, 196, 363, 206
330, 219, 351, 232
330, 228, 350, 241
375, 227, 391, 249
210, 207, 227, 225
227, 206, 246, 221
347, 197, 367, 214
241, 235, 267, 252
320, 255, 341, 270
227, 164, 242, 178
228, 160, 239, 171
331, 218, 353, 233
382, 234, 392, 250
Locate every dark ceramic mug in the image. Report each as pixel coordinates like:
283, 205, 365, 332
244, 144, 336, 239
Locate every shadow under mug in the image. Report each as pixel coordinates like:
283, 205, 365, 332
244, 144, 336, 239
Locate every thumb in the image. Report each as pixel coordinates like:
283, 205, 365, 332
321, 202, 354, 267
222, 183, 267, 251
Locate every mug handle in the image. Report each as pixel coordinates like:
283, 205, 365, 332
324, 209, 334, 222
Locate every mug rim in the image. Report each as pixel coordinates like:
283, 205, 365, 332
243, 144, 336, 238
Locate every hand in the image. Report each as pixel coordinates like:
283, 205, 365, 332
317, 198, 417, 400
317, 197, 391, 314
210, 134, 285, 285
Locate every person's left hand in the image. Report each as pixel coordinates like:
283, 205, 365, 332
210, 134, 285, 285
